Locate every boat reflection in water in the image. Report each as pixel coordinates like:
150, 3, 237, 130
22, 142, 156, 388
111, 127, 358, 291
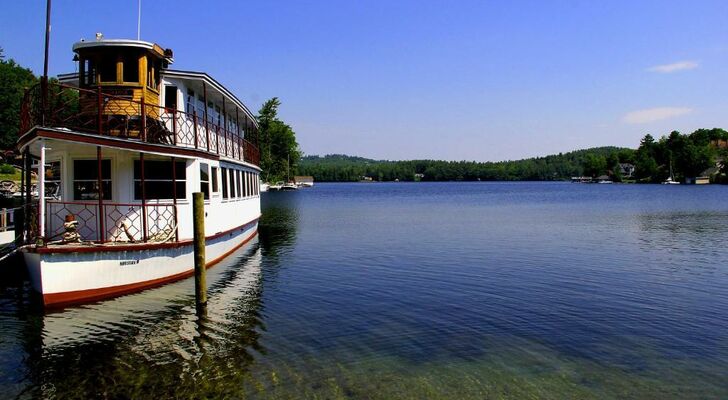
19, 241, 268, 397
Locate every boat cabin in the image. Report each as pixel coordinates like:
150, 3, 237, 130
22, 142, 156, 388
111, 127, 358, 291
17, 37, 261, 246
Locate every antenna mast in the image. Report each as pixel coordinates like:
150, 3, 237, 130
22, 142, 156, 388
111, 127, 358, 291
137, 0, 141, 40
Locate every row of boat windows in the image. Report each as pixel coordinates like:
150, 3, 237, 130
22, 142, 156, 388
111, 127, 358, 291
199, 163, 259, 200
42, 160, 257, 202
80, 53, 161, 89
162, 86, 249, 135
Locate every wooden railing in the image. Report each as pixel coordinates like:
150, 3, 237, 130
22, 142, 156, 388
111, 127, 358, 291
19, 82, 260, 166
45, 201, 178, 244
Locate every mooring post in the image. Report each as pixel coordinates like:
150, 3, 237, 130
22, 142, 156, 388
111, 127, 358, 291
193, 192, 207, 310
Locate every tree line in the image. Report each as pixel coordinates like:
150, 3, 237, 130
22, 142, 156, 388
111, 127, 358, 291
631, 129, 728, 183
299, 147, 632, 182
301, 128, 728, 183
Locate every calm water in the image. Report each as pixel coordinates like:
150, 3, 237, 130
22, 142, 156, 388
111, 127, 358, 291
1, 182, 727, 399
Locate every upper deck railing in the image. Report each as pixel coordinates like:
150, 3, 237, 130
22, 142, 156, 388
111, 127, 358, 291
19, 82, 260, 166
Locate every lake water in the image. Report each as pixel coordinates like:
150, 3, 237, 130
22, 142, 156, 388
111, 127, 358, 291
1, 182, 727, 399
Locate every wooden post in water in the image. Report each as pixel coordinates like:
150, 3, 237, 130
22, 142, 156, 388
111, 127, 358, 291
193, 192, 207, 309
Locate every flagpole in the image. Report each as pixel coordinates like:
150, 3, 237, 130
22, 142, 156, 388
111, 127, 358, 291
137, 0, 141, 40
41, 0, 52, 125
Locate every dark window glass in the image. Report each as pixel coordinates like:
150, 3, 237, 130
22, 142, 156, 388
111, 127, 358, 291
122, 55, 138, 82
164, 86, 178, 110
99, 59, 116, 82
200, 163, 209, 199
236, 170, 242, 198
83, 59, 96, 86
211, 167, 219, 193
133, 160, 185, 180
73, 159, 111, 200
221, 167, 228, 199
229, 169, 236, 198
133, 160, 186, 200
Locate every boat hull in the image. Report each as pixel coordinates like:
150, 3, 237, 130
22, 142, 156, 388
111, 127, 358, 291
23, 220, 258, 308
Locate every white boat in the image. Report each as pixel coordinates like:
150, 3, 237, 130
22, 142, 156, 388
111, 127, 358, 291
16, 36, 262, 308
268, 181, 284, 191
662, 160, 680, 184
281, 182, 298, 191
259, 182, 270, 192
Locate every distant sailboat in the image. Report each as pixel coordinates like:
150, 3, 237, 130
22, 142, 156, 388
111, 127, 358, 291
282, 154, 298, 190
662, 158, 680, 185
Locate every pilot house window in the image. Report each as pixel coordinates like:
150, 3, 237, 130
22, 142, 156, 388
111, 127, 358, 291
133, 160, 186, 200
122, 55, 139, 83
99, 59, 116, 82
164, 86, 178, 111
73, 159, 112, 200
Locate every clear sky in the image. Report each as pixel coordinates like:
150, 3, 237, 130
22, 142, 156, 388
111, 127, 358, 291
2, 1, 727, 161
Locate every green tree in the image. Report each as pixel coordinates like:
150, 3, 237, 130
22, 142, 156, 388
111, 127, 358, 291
582, 154, 607, 177
256, 97, 301, 182
0, 55, 38, 149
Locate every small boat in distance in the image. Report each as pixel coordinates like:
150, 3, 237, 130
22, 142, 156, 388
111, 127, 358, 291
260, 182, 270, 192
663, 160, 680, 184
268, 181, 284, 191
294, 176, 314, 187
281, 182, 298, 191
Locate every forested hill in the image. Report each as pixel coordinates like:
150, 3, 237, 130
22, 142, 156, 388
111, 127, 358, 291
299, 147, 634, 182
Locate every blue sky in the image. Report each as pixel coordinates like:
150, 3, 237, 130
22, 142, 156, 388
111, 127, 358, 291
2, 1, 727, 161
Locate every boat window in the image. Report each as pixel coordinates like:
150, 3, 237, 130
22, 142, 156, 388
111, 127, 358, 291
186, 89, 195, 114
99, 58, 116, 83
229, 168, 236, 198
45, 160, 62, 199
73, 159, 112, 200
133, 160, 186, 200
242, 171, 247, 197
147, 60, 160, 89
211, 167, 219, 193
248, 172, 253, 197
249, 172, 253, 196
122, 55, 139, 83
221, 167, 228, 199
83, 59, 96, 86
236, 170, 242, 198
164, 86, 178, 111
200, 163, 210, 199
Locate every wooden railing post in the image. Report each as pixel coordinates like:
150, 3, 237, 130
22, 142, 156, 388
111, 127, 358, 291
235, 108, 241, 160
222, 98, 227, 157
203, 82, 210, 152
141, 100, 147, 142
96, 86, 103, 135
172, 108, 178, 145
193, 111, 199, 149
